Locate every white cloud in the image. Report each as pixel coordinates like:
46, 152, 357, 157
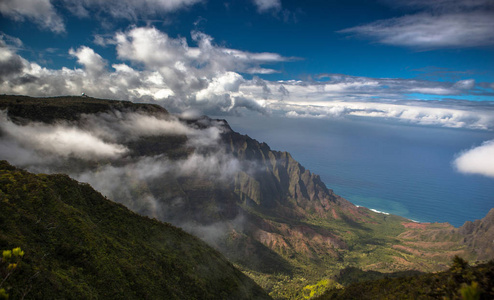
74, 149, 244, 219
0, 111, 128, 160
81, 110, 225, 148
266, 98, 494, 130
0, 33, 23, 48
69, 46, 107, 77
240, 74, 486, 104
1, 28, 280, 115
196, 72, 243, 104
0, 0, 204, 33
0, 0, 65, 33
454, 79, 475, 90
340, 0, 494, 50
62, 0, 203, 20
0, 40, 27, 80
454, 140, 494, 178
340, 13, 494, 49
1, 30, 493, 130
246, 67, 279, 74
81, 111, 190, 140
408, 87, 455, 95
252, 0, 281, 12
0, 109, 232, 169
0, 107, 249, 210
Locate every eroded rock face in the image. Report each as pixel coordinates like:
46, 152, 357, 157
458, 208, 494, 260
223, 127, 354, 215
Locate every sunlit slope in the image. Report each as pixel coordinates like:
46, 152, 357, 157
315, 257, 494, 300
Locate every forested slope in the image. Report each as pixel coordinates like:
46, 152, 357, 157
0, 161, 270, 299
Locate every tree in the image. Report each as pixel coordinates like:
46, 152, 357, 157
0, 247, 25, 299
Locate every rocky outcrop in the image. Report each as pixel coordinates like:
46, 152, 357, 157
222, 127, 356, 217
458, 208, 494, 260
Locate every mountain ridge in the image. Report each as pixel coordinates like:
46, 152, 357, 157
1, 94, 493, 299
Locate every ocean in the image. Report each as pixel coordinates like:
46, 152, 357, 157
221, 114, 494, 227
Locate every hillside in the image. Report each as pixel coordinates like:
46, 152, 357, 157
315, 257, 494, 299
1, 95, 493, 299
0, 161, 270, 299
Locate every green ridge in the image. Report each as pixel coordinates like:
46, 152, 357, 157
0, 161, 270, 299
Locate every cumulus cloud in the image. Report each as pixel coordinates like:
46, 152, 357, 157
454, 140, 494, 178
114, 27, 290, 77
0, 40, 26, 80
195, 72, 263, 113
0, 28, 284, 115
0, 0, 65, 33
69, 46, 108, 77
1, 29, 492, 130
339, 0, 494, 49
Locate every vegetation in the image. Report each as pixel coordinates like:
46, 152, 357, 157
1, 247, 25, 299
0, 161, 270, 299
315, 256, 494, 299
302, 279, 341, 299
0, 95, 167, 124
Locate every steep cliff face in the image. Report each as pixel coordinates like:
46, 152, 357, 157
223, 127, 357, 217
458, 208, 494, 260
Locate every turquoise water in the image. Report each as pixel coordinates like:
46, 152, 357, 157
222, 114, 494, 227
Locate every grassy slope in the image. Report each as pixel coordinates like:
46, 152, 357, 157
0, 161, 270, 299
